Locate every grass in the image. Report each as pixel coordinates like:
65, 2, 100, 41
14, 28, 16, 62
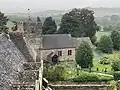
92, 59, 112, 73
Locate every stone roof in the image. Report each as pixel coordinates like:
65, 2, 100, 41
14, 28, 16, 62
9, 32, 36, 62
42, 34, 75, 49
0, 33, 26, 90
73, 37, 93, 49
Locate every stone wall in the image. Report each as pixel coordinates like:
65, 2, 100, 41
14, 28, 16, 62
50, 85, 112, 90
41, 48, 75, 61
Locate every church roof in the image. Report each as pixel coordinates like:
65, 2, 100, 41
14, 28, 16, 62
0, 33, 26, 90
42, 34, 75, 49
73, 37, 93, 49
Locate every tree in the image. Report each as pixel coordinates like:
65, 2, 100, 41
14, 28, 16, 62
97, 35, 113, 54
36, 17, 42, 35
58, 8, 99, 38
112, 60, 120, 71
111, 30, 120, 50
76, 41, 93, 68
103, 25, 113, 31
42, 17, 57, 34
0, 11, 8, 33
90, 35, 97, 45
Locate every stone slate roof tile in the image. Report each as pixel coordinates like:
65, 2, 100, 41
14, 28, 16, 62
42, 34, 75, 49
0, 33, 26, 90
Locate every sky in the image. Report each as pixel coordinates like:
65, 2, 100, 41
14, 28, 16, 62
0, 0, 120, 13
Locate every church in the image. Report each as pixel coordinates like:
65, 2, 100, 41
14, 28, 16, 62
0, 17, 92, 90
10, 17, 92, 64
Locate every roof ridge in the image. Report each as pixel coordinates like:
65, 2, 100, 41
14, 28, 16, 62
43, 34, 71, 36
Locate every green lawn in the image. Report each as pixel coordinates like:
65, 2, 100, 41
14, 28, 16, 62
92, 59, 112, 73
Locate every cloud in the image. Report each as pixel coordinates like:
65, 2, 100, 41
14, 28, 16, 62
0, 0, 120, 13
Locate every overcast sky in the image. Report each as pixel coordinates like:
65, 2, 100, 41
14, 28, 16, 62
0, 0, 120, 13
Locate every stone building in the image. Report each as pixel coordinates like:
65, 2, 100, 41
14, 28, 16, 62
0, 16, 92, 90
15, 17, 92, 64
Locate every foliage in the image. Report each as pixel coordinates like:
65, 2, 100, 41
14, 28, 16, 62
0, 11, 8, 33
93, 58, 112, 73
111, 30, 120, 50
42, 17, 57, 34
73, 73, 98, 82
73, 72, 113, 83
90, 35, 97, 45
98, 75, 113, 82
76, 41, 93, 68
100, 56, 110, 65
110, 80, 117, 90
43, 65, 65, 81
110, 15, 120, 21
114, 71, 120, 80
36, 17, 42, 35
103, 25, 113, 31
58, 8, 99, 38
112, 60, 120, 71
97, 35, 113, 54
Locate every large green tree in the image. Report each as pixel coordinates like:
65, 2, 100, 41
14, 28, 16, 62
42, 17, 57, 34
111, 30, 120, 50
97, 35, 113, 54
0, 11, 8, 33
76, 41, 93, 68
58, 8, 99, 38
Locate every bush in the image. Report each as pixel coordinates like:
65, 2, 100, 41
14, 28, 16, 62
44, 65, 65, 81
100, 56, 110, 65
76, 41, 93, 68
114, 71, 120, 80
97, 35, 113, 54
73, 73, 98, 82
90, 35, 97, 45
112, 60, 120, 71
98, 75, 113, 82
73, 72, 113, 83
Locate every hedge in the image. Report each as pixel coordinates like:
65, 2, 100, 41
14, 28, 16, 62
73, 72, 113, 82
114, 71, 120, 80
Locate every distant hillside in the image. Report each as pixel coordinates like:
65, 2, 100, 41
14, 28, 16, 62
86, 7, 120, 17
6, 7, 120, 26
6, 7, 120, 17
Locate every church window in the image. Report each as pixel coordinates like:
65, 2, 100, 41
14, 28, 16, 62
68, 50, 72, 56
58, 51, 62, 56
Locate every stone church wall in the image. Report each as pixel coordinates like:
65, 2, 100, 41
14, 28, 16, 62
41, 48, 75, 61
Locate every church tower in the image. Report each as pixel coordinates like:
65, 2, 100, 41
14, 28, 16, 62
35, 17, 43, 62
23, 9, 43, 62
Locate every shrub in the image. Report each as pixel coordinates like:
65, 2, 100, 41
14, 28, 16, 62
90, 35, 97, 45
97, 35, 113, 54
98, 75, 113, 82
100, 56, 110, 65
73, 73, 98, 82
76, 41, 93, 68
114, 71, 120, 80
44, 65, 65, 81
73, 72, 113, 83
112, 60, 120, 71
